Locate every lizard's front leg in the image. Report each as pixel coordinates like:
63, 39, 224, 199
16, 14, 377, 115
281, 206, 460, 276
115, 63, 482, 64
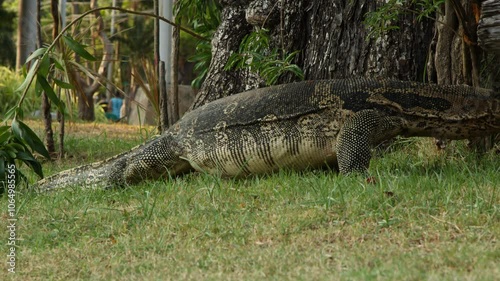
336, 110, 405, 174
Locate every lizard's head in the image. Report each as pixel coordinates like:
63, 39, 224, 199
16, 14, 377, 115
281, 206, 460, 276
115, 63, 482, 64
489, 92, 500, 130
491, 88, 500, 118
444, 87, 500, 136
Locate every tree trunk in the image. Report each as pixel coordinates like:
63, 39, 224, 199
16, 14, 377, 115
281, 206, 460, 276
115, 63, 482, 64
16, 0, 37, 70
154, 0, 161, 131
50, 0, 67, 157
190, 0, 254, 109
427, 0, 481, 86
168, 18, 180, 127
158, 0, 173, 131
427, 0, 498, 150
77, 95, 96, 121
478, 0, 500, 55
40, 0, 55, 155
192, 0, 433, 110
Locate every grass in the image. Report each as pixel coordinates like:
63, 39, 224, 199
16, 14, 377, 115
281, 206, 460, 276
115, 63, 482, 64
2, 122, 499, 280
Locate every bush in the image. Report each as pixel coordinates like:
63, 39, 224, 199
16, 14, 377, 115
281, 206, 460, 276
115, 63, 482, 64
0, 67, 39, 118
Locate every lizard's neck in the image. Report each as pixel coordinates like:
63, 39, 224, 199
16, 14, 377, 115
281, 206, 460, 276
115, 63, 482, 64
403, 115, 500, 140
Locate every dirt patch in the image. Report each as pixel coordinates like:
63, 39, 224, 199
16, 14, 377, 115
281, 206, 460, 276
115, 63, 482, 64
25, 120, 157, 140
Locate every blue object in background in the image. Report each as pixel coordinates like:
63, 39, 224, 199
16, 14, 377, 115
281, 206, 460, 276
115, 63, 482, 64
108, 97, 123, 121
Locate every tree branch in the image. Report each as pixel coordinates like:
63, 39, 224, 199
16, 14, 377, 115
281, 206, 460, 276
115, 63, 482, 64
86, 0, 113, 95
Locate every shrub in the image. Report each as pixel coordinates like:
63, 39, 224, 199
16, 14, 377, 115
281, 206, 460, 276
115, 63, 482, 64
0, 67, 39, 118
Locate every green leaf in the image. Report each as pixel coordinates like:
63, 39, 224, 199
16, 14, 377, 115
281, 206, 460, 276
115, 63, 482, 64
3, 107, 16, 121
15, 150, 35, 162
285, 50, 300, 62
25, 47, 47, 63
4, 146, 16, 158
37, 74, 65, 113
4, 143, 19, 155
0, 136, 9, 147
11, 119, 50, 159
35, 76, 44, 97
3, 106, 19, 121
37, 75, 54, 97
224, 53, 241, 71
7, 142, 26, 152
15, 59, 39, 95
53, 78, 74, 89
0, 126, 10, 141
50, 55, 66, 71
16, 108, 24, 120
17, 151, 43, 178
62, 35, 96, 61
38, 55, 51, 77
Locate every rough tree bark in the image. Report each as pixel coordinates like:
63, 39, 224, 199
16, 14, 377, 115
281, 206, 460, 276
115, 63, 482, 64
427, 0, 482, 86
478, 0, 500, 54
192, 0, 433, 110
190, 0, 255, 109
478, 0, 500, 94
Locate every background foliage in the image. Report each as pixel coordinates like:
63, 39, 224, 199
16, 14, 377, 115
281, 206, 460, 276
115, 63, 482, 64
0, 67, 39, 118
0, 0, 16, 68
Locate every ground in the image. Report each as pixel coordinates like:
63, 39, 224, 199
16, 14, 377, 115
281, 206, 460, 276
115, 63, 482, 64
2, 121, 499, 280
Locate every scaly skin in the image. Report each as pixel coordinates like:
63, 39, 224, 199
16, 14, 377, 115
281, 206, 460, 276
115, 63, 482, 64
35, 78, 500, 191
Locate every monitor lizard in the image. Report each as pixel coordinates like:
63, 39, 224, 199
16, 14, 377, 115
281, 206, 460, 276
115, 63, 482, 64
35, 78, 500, 191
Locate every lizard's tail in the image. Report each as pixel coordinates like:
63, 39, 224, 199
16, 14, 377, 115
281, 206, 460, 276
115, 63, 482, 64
32, 146, 136, 192
33, 161, 116, 192
32, 135, 183, 192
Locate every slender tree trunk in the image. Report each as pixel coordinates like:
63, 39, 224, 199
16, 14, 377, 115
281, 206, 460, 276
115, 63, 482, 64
154, 0, 161, 131
40, 0, 55, 155
50, 0, 65, 157
57, 111, 65, 157
158, 0, 173, 131
41, 93, 55, 155
16, 0, 37, 70
158, 61, 168, 130
54, 0, 65, 157
168, 1, 180, 127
